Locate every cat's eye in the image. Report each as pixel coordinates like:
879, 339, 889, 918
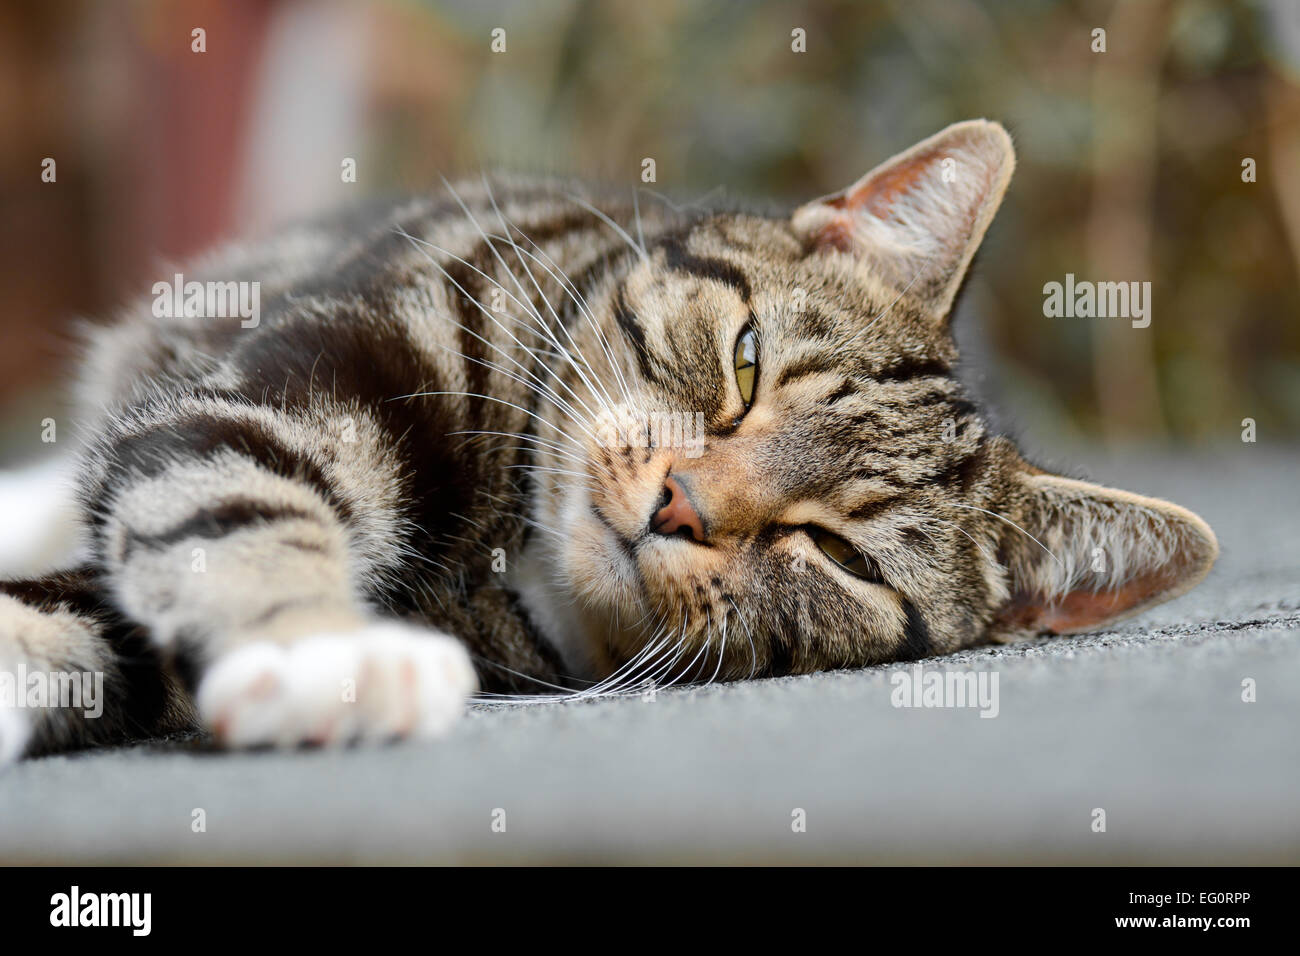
811, 528, 880, 581
733, 326, 758, 408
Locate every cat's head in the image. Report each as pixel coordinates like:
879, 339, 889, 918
535, 120, 1217, 680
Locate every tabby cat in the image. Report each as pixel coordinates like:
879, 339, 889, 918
0, 120, 1216, 760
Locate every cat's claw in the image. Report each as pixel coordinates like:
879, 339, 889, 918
196, 623, 478, 749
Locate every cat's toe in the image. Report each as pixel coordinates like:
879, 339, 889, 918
196, 623, 477, 749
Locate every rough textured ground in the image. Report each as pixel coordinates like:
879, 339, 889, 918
0, 447, 1296, 864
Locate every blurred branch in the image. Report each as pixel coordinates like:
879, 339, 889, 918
1266, 77, 1300, 296
1086, 0, 1174, 441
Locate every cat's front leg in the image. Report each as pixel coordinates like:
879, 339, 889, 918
86, 407, 478, 749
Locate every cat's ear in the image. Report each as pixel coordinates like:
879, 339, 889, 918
993, 472, 1218, 637
792, 119, 1014, 317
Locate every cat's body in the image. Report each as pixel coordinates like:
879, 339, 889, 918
0, 122, 1217, 760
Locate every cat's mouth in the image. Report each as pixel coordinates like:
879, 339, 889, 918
560, 445, 714, 638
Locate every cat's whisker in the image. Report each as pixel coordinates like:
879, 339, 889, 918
639, 613, 693, 690
395, 389, 602, 446
948, 502, 1065, 567
449, 429, 590, 468
494, 236, 639, 418
705, 608, 728, 686
664, 624, 713, 689
603, 626, 677, 697
441, 346, 599, 441
515, 514, 567, 542
563, 191, 648, 262
585, 633, 666, 698
852, 253, 936, 342
479, 187, 626, 425
394, 227, 608, 429
632, 187, 646, 266
468, 656, 588, 699
506, 464, 600, 488
495, 223, 643, 420
444, 178, 621, 424
926, 515, 998, 566
479, 613, 678, 704
724, 595, 760, 679
581, 609, 672, 698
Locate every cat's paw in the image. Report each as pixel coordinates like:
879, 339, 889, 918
195, 622, 478, 749
0, 606, 33, 765
0, 695, 32, 766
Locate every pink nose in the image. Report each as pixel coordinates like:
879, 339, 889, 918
652, 475, 706, 543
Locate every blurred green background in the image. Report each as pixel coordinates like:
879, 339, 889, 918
2, 0, 1298, 464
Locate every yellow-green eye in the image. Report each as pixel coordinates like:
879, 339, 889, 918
812, 529, 879, 580
734, 327, 757, 408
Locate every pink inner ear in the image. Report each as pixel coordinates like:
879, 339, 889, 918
832, 147, 942, 221
810, 148, 944, 254
996, 573, 1172, 635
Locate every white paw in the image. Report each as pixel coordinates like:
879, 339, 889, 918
195, 622, 477, 749
0, 697, 32, 766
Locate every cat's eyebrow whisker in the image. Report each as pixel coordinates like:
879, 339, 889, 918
481, 181, 606, 367
397, 210, 627, 458
564, 190, 648, 262
637, 182, 727, 213
392, 247, 582, 403
948, 502, 1065, 567
632, 187, 646, 263
851, 253, 935, 343
395, 223, 541, 333
503, 221, 640, 417
925, 515, 998, 566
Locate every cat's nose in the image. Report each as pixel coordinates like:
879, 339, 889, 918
651, 474, 706, 543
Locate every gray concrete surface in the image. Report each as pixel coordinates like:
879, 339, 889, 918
0, 447, 1296, 864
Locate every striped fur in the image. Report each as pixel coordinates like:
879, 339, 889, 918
0, 121, 1217, 756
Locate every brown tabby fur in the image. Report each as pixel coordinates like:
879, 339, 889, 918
0, 121, 1216, 756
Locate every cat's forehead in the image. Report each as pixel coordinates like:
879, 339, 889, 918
635, 213, 956, 362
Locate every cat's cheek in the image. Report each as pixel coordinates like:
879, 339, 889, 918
561, 504, 642, 610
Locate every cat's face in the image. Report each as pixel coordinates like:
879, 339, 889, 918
534, 121, 1217, 682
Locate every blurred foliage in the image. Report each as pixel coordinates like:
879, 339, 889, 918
361, 0, 1300, 444
2, 0, 1297, 452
